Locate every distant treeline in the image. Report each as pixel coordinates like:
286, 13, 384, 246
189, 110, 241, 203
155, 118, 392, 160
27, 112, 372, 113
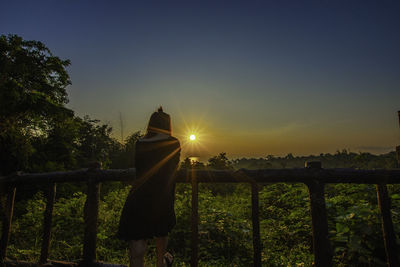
181, 150, 398, 170
231, 150, 398, 170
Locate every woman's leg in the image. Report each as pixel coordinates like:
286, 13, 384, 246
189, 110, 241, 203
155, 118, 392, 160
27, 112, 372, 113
129, 239, 147, 267
155, 236, 168, 267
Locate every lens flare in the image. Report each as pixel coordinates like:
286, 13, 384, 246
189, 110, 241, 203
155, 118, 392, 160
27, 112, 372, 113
175, 109, 215, 160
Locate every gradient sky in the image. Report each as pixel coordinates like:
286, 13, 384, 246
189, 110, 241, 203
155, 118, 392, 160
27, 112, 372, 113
2, 1, 400, 159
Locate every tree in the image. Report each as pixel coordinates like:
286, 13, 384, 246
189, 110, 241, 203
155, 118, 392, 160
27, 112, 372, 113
110, 131, 143, 169
179, 157, 205, 170
74, 116, 116, 168
207, 152, 232, 170
30, 114, 80, 171
180, 157, 192, 170
0, 34, 72, 174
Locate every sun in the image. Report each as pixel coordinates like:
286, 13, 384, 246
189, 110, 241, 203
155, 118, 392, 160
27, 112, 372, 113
175, 116, 211, 156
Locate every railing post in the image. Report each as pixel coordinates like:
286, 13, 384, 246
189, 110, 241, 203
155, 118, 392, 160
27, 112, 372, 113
306, 162, 332, 267
0, 186, 16, 265
396, 111, 400, 167
307, 181, 332, 267
251, 183, 261, 267
40, 182, 56, 264
191, 169, 198, 267
376, 184, 400, 267
83, 163, 101, 266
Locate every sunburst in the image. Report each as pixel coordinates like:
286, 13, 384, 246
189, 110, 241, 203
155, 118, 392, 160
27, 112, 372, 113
175, 116, 213, 159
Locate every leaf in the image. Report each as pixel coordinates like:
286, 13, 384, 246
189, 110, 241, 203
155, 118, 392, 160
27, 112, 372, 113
391, 194, 400, 199
336, 223, 350, 234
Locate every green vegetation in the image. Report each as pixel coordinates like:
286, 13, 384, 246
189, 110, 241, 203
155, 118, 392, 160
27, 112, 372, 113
5, 153, 400, 266
1, 35, 399, 266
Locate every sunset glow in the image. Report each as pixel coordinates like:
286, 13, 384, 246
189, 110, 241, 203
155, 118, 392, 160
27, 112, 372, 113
5, 1, 398, 157
190, 134, 196, 141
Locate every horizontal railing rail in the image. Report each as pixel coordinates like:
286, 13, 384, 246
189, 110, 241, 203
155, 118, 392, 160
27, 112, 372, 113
1, 164, 400, 267
2, 168, 400, 185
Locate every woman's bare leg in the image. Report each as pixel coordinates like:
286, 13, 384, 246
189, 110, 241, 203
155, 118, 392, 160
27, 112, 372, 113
129, 239, 147, 267
156, 236, 168, 267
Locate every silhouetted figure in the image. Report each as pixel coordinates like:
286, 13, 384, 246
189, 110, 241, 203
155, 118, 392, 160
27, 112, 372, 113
118, 107, 180, 267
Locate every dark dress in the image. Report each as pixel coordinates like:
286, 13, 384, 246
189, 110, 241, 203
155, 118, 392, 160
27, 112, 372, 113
118, 134, 180, 240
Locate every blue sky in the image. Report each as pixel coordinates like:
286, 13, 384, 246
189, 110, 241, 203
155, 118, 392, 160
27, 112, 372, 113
2, 0, 399, 158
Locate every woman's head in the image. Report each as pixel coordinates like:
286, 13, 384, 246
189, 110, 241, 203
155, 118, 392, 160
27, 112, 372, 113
147, 106, 172, 135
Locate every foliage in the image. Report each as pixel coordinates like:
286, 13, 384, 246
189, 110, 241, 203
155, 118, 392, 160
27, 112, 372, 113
207, 152, 233, 170
109, 131, 143, 169
258, 183, 314, 265
0, 35, 141, 176
6, 152, 400, 266
73, 116, 117, 169
233, 150, 398, 170
326, 184, 387, 266
0, 34, 72, 175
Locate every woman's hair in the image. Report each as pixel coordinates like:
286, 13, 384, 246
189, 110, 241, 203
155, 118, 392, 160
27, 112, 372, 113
146, 106, 172, 136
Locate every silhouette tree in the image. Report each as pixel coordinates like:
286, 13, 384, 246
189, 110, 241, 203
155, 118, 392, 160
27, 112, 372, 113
179, 157, 205, 169
0, 35, 124, 174
110, 131, 143, 169
0, 34, 72, 174
207, 152, 232, 170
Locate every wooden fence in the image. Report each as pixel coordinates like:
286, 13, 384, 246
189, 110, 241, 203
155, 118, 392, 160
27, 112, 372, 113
1, 164, 400, 267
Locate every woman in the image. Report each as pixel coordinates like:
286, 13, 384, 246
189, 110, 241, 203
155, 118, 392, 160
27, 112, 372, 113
118, 107, 181, 267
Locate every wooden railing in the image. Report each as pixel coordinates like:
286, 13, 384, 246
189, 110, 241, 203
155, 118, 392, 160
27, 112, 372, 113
1, 164, 400, 267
